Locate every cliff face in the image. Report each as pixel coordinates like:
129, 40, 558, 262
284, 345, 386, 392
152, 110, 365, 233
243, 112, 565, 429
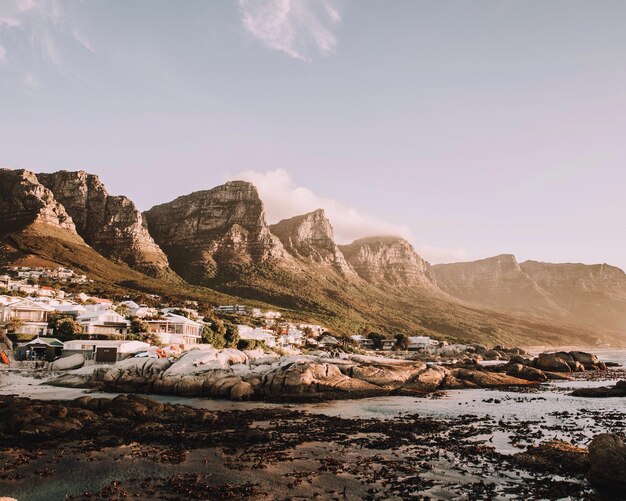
433, 256, 626, 332
270, 209, 355, 276
338, 236, 434, 287
0, 169, 76, 233
432, 255, 561, 313
144, 181, 290, 283
37, 171, 171, 277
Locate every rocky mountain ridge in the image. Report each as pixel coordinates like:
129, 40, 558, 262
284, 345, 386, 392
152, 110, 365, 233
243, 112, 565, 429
37, 170, 171, 278
432, 255, 626, 332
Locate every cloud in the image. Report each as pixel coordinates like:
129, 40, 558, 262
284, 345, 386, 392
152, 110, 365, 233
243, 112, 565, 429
236, 0, 342, 62
229, 169, 470, 264
0, 0, 96, 84
230, 168, 411, 244
0, 45, 6, 63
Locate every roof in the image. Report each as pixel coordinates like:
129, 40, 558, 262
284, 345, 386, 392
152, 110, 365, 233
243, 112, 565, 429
77, 309, 127, 321
3, 299, 54, 311
21, 337, 63, 348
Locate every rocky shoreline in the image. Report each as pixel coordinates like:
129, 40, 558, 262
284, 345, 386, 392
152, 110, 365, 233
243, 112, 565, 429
40, 347, 613, 403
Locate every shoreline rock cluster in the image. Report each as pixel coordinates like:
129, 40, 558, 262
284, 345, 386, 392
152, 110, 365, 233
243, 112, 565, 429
44, 346, 608, 402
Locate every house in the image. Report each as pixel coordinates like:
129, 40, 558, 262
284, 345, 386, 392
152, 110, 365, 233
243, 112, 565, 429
119, 301, 158, 318
63, 339, 150, 362
408, 336, 438, 350
16, 337, 64, 361
161, 307, 200, 320
0, 275, 11, 288
319, 335, 339, 347
145, 313, 202, 345
214, 305, 248, 315
50, 303, 87, 316
251, 308, 282, 320
350, 334, 374, 349
0, 299, 53, 336
278, 331, 305, 347
238, 325, 276, 347
76, 309, 130, 336
9, 283, 39, 295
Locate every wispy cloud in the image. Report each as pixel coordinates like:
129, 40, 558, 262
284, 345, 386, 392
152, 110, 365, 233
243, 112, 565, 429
0, 45, 6, 63
230, 169, 469, 264
0, 0, 96, 84
236, 0, 342, 62
230, 168, 411, 244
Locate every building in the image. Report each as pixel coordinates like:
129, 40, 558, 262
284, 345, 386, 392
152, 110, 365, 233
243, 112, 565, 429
251, 308, 282, 320
145, 313, 203, 345
350, 334, 374, 348
16, 337, 64, 361
407, 336, 438, 350
0, 299, 53, 336
63, 339, 150, 363
76, 309, 130, 336
214, 305, 248, 315
238, 325, 276, 347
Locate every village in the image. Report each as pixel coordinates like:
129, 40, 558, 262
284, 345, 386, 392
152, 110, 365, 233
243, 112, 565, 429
0, 266, 440, 366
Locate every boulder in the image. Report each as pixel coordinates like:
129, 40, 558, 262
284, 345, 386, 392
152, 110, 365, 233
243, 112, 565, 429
571, 380, 626, 398
448, 368, 536, 388
230, 381, 255, 401
506, 363, 548, 382
569, 351, 600, 370
50, 354, 85, 371
588, 433, 626, 490
347, 361, 427, 388
400, 366, 448, 393
534, 353, 572, 372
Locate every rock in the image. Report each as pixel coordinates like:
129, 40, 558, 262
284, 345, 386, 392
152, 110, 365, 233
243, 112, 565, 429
588, 433, 626, 490
0, 169, 77, 233
569, 351, 601, 370
143, 180, 291, 283
534, 353, 573, 372
484, 349, 504, 360
38, 170, 172, 277
230, 381, 255, 401
447, 368, 536, 388
513, 441, 588, 474
571, 380, 626, 398
270, 209, 356, 276
338, 236, 435, 287
346, 361, 427, 388
506, 363, 548, 382
50, 353, 85, 371
510, 355, 531, 365
400, 366, 448, 393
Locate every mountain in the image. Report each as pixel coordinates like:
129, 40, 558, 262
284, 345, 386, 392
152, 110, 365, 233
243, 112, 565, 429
143, 181, 290, 284
37, 170, 172, 278
270, 209, 355, 276
0, 167, 621, 347
432, 256, 626, 334
339, 236, 435, 288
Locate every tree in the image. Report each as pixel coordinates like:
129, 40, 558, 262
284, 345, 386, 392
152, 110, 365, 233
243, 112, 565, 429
141, 331, 162, 346
130, 318, 150, 334
4, 319, 24, 334
223, 321, 239, 348
367, 332, 385, 350
115, 304, 130, 318
202, 322, 226, 349
54, 317, 83, 337
394, 333, 409, 350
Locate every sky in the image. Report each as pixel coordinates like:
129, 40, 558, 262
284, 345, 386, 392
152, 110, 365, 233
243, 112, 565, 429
1, 0, 625, 268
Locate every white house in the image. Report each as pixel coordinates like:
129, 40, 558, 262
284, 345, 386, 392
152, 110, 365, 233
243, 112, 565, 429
408, 336, 438, 350
238, 325, 276, 347
76, 309, 130, 336
0, 299, 53, 336
279, 332, 305, 347
63, 339, 150, 362
350, 334, 374, 348
145, 313, 203, 345
214, 305, 247, 315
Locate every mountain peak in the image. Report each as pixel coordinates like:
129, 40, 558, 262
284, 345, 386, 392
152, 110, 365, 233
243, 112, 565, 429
270, 209, 355, 276
144, 181, 289, 283
0, 168, 76, 233
338, 236, 434, 287
37, 170, 171, 277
